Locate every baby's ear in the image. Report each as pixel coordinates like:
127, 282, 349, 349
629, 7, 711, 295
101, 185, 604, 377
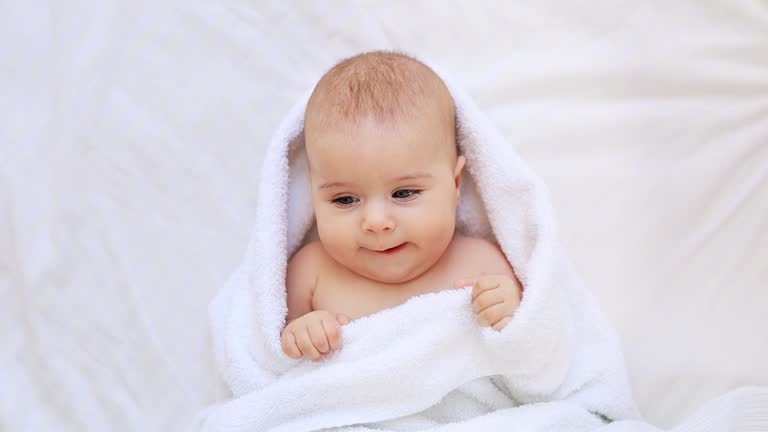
454, 155, 466, 198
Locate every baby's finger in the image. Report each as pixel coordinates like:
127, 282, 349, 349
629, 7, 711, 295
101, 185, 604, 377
471, 282, 495, 302
471, 276, 504, 301
477, 303, 508, 327
491, 316, 513, 332
281, 330, 302, 359
336, 313, 350, 326
322, 317, 343, 351
472, 289, 504, 314
308, 321, 331, 354
296, 328, 322, 361
476, 276, 503, 291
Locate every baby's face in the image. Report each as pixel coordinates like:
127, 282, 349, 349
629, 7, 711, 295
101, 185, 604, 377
306, 112, 464, 284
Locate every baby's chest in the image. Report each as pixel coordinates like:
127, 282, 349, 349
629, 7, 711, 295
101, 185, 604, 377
311, 271, 460, 321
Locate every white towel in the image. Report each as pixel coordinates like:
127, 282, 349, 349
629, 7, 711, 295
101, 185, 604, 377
192, 62, 767, 431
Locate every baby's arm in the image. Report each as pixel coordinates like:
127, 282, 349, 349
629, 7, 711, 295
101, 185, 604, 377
281, 242, 349, 361
454, 238, 521, 331
284, 243, 318, 324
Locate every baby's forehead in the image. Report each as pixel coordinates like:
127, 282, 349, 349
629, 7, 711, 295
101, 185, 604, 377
306, 112, 453, 159
307, 145, 442, 187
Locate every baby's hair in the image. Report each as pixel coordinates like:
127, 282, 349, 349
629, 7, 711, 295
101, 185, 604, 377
305, 51, 455, 129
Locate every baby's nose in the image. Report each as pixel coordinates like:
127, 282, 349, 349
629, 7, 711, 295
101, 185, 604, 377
361, 206, 395, 233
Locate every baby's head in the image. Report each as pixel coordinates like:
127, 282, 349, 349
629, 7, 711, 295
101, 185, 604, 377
304, 51, 465, 284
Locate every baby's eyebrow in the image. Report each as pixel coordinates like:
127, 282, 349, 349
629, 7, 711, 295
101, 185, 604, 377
393, 172, 433, 182
318, 173, 433, 190
318, 181, 349, 190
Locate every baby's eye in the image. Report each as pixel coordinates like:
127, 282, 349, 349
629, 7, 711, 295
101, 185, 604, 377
332, 196, 358, 207
392, 189, 421, 200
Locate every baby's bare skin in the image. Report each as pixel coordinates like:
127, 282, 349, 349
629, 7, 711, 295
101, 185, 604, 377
310, 235, 504, 321
281, 234, 519, 361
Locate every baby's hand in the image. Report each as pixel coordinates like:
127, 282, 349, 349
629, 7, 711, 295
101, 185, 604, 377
281, 310, 350, 361
455, 275, 522, 331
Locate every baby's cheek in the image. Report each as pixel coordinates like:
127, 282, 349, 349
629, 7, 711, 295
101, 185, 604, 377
318, 216, 355, 252
418, 207, 455, 243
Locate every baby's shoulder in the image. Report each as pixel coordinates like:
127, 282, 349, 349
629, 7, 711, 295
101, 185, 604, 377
286, 240, 332, 286
288, 240, 330, 271
450, 235, 515, 278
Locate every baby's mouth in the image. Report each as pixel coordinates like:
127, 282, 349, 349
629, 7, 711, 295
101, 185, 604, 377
374, 243, 407, 255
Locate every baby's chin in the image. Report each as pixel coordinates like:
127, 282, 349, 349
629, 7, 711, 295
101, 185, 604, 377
351, 260, 431, 285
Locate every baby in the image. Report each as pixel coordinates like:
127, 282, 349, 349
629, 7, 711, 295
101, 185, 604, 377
281, 51, 523, 361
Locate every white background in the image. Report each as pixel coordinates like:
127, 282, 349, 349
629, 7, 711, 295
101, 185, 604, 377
1, 1, 767, 430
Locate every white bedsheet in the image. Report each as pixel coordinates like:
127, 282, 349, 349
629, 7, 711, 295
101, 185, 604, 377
1, 1, 766, 431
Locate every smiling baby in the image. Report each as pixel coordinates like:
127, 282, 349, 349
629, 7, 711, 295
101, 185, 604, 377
281, 51, 523, 361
